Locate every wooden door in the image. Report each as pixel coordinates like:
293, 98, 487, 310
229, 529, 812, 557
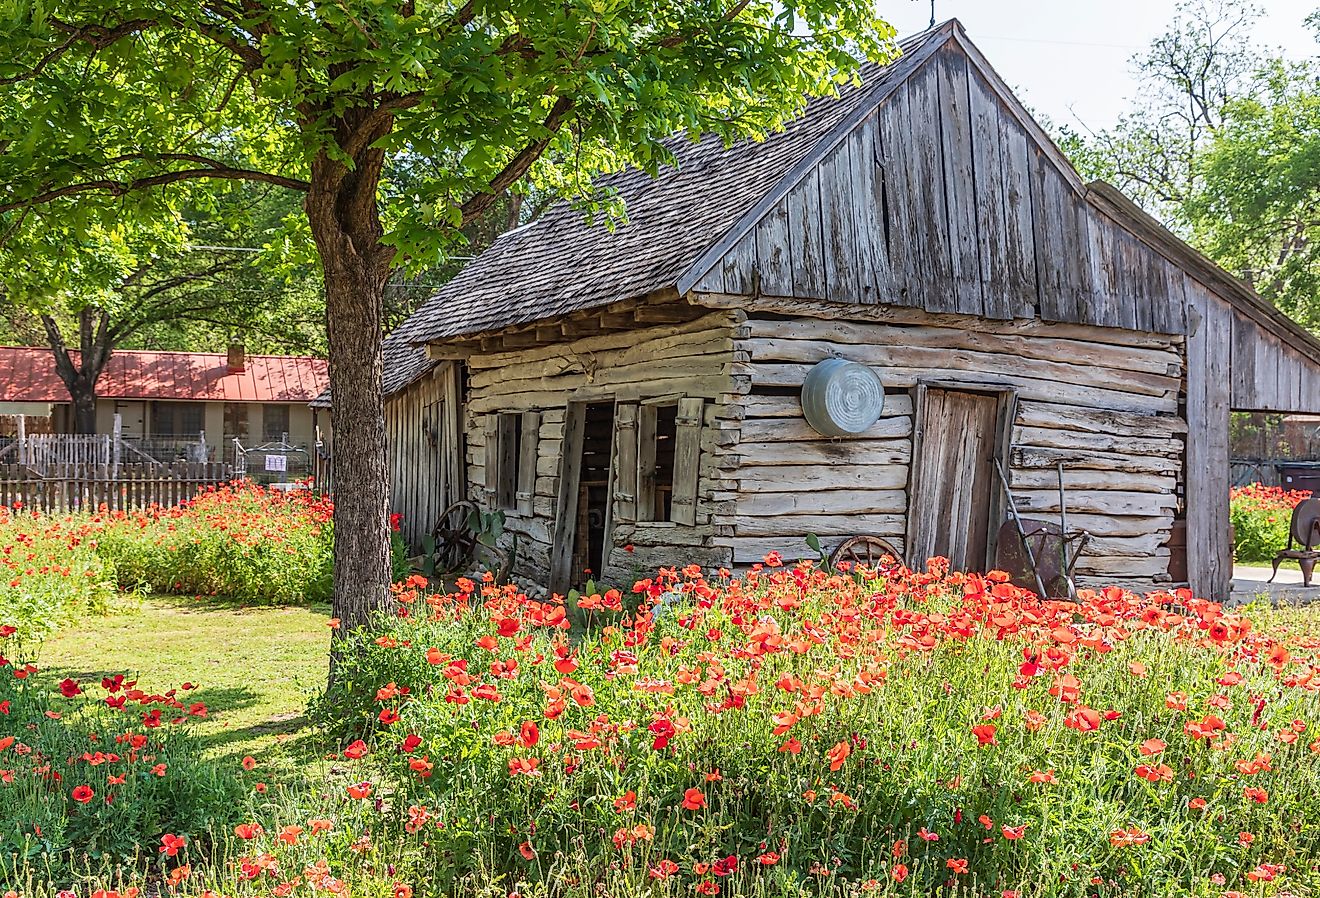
907, 388, 1005, 572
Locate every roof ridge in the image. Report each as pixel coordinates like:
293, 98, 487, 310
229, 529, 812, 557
675, 22, 958, 296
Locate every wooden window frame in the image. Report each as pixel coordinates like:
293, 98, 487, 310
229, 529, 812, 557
487, 411, 539, 515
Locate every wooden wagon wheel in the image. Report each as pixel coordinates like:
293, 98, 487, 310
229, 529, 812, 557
432, 500, 481, 573
828, 535, 903, 572
431, 500, 514, 582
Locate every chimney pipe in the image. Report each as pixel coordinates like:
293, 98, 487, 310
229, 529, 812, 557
227, 343, 246, 374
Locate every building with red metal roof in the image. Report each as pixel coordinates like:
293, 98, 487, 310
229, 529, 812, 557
0, 346, 331, 457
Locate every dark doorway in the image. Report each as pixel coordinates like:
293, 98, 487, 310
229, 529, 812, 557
550, 400, 616, 593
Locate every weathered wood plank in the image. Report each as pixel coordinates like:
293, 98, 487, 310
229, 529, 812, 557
755, 197, 793, 296
670, 398, 703, 526
936, 47, 983, 316
787, 167, 828, 298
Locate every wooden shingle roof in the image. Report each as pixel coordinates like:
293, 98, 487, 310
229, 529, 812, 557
390, 25, 949, 348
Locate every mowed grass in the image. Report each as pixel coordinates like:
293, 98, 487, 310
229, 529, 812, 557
38, 595, 331, 763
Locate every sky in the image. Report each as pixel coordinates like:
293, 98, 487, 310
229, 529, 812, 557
879, 1, 1319, 131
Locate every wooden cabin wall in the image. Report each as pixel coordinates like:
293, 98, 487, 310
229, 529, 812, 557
385, 361, 465, 550
691, 45, 1190, 338
462, 310, 743, 587
713, 304, 1187, 591
1229, 307, 1320, 414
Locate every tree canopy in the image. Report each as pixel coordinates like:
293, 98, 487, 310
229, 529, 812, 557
1061, 0, 1320, 332
0, 0, 898, 640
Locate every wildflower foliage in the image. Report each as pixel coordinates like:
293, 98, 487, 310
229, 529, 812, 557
1230, 483, 1313, 564
5, 558, 1320, 896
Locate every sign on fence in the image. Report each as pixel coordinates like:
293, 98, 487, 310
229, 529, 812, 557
264, 454, 287, 473
0, 462, 236, 514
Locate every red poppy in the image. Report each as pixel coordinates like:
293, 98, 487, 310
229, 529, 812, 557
71, 785, 94, 803
1138, 738, 1166, 756
972, 724, 998, 746
1063, 706, 1101, 733
343, 739, 368, 760
519, 721, 539, 749
347, 782, 373, 800
159, 832, 187, 856
827, 740, 851, 771
681, 787, 706, 810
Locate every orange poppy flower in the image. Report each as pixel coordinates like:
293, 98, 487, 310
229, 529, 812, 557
827, 740, 851, 771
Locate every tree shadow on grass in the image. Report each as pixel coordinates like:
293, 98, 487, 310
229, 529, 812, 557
143, 592, 332, 617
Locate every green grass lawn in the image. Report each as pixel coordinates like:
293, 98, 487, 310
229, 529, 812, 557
38, 595, 331, 764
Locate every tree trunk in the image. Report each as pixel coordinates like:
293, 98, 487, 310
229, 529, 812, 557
305, 141, 395, 673
41, 309, 111, 434
71, 387, 97, 434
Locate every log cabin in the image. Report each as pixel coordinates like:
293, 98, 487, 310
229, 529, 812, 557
368, 20, 1320, 599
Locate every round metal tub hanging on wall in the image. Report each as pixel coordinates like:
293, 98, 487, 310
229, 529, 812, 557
800, 358, 885, 437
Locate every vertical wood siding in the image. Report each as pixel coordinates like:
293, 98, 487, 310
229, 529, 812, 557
697, 49, 1190, 337
385, 361, 464, 550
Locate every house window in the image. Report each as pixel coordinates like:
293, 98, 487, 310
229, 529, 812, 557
224, 402, 248, 441
263, 404, 291, 442
151, 402, 203, 438
638, 404, 678, 521
487, 411, 539, 514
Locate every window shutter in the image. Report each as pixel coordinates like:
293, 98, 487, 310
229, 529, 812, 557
636, 405, 658, 521
516, 411, 540, 516
482, 414, 499, 508
612, 403, 638, 522
670, 398, 704, 526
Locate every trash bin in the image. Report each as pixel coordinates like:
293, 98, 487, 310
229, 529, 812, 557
1277, 462, 1320, 494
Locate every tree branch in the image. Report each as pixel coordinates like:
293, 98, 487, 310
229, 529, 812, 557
0, 166, 309, 214
459, 95, 574, 225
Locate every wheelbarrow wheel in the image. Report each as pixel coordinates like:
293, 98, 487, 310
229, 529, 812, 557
828, 535, 903, 572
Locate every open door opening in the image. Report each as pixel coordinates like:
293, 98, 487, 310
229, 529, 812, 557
551, 400, 616, 593
907, 386, 1014, 572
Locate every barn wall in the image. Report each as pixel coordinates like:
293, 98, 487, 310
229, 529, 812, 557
462, 310, 743, 587
1229, 306, 1320, 414
692, 45, 1189, 337
385, 361, 464, 550
713, 305, 1187, 591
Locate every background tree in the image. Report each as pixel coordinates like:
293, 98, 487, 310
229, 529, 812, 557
1063, 0, 1320, 334
1, 185, 324, 433
1185, 54, 1320, 330
0, 1, 898, 639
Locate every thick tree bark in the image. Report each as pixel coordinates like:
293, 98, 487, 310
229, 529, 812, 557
305, 128, 395, 669
41, 308, 112, 434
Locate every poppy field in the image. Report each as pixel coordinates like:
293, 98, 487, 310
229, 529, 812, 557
0, 483, 347, 641
4, 556, 1320, 898
1230, 484, 1313, 566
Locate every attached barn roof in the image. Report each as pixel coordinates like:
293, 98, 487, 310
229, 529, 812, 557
0, 347, 329, 404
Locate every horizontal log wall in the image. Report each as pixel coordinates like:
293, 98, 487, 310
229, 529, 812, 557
463, 310, 744, 585
715, 309, 1187, 591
